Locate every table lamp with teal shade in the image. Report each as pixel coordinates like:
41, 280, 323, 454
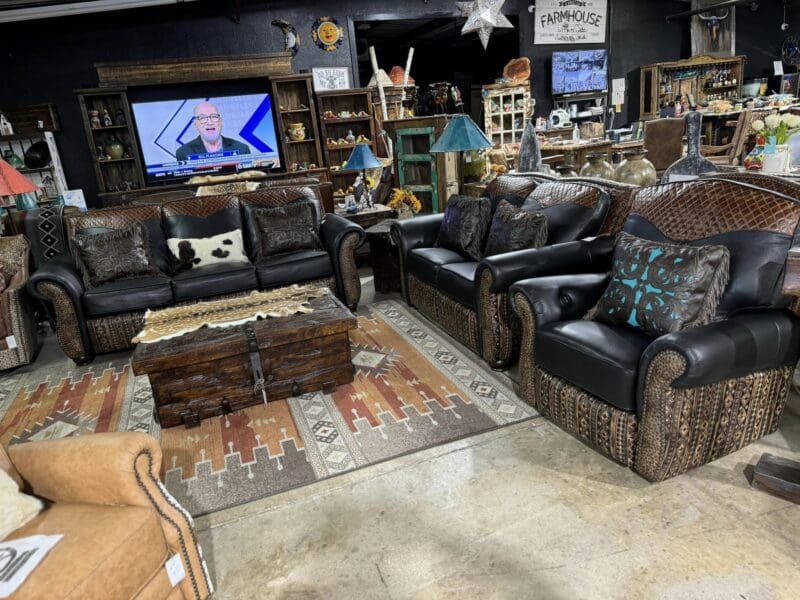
430, 114, 492, 193
0, 158, 39, 234
344, 143, 383, 210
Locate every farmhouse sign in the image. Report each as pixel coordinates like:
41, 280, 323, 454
534, 0, 608, 45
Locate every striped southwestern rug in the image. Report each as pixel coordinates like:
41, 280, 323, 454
0, 300, 535, 516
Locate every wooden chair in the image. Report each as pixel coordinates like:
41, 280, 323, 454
700, 109, 753, 167
643, 118, 684, 175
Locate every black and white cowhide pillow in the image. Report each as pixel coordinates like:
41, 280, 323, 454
167, 229, 249, 271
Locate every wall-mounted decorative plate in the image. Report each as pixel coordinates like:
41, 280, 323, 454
312, 16, 344, 52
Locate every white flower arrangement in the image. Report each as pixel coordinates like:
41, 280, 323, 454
752, 112, 800, 145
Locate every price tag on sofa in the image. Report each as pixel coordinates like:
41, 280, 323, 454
5, 335, 16, 350
165, 554, 185, 587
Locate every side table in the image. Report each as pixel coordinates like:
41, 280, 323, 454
366, 219, 401, 294
334, 203, 396, 265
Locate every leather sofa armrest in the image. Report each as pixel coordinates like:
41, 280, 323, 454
640, 309, 800, 390
27, 258, 93, 363
320, 213, 365, 309
390, 214, 444, 261
9, 432, 214, 600
510, 273, 611, 327
478, 236, 615, 294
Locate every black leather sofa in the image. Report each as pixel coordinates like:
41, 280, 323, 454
29, 185, 364, 364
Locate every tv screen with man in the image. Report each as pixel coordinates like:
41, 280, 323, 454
131, 93, 281, 184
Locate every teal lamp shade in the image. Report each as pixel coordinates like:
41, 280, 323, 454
430, 114, 492, 153
344, 144, 382, 170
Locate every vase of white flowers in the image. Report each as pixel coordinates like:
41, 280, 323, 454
751, 113, 800, 173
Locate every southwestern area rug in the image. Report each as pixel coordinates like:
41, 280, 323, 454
0, 300, 535, 516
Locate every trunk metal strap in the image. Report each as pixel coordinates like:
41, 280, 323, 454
244, 323, 267, 404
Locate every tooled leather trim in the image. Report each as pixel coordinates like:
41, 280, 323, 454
133, 449, 206, 599
338, 231, 361, 309
512, 291, 537, 402
36, 281, 91, 364
478, 270, 514, 369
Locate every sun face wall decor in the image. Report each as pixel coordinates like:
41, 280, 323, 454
312, 16, 344, 52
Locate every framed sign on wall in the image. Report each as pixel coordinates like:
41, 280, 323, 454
534, 0, 608, 45
312, 67, 351, 91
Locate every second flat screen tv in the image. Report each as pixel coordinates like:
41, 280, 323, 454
552, 49, 608, 96
131, 93, 281, 184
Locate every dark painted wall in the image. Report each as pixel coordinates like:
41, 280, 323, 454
0, 0, 789, 204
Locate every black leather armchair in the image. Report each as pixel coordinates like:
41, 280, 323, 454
392, 175, 637, 369
511, 179, 800, 481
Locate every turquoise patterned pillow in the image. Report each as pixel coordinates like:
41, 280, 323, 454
594, 233, 730, 336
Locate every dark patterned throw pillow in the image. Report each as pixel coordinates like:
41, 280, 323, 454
435, 195, 492, 261
483, 200, 548, 257
252, 201, 322, 261
594, 233, 730, 337
73, 223, 162, 288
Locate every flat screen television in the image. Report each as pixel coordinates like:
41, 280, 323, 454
552, 49, 608, 96
131, 92, 281, 184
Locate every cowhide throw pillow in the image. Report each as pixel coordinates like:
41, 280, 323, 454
483, 200, 548, 257
252, 201, 322, 261
167, 229, 249, 272
593, 232, 730, 337
73, 223, 163, 288
436, 195, 492, 261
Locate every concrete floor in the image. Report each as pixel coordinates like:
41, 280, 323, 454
194, 276, 800, 599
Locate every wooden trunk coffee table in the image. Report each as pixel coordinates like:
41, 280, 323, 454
131, 289, 357, 428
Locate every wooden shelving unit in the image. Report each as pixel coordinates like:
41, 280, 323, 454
76, 88, 145, 194
640, 55, 746, 120
0, 131, 68, 206
270, 74, 325, 176
316, 88, 377, 194
482, 81, 532, 147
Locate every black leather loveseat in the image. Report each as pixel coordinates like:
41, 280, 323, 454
29, 186, 364, 364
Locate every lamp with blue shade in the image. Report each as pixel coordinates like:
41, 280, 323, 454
430, 114, 492, 193
344, 143, 383, 210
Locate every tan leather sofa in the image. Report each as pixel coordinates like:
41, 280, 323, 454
1, 433, 213, 600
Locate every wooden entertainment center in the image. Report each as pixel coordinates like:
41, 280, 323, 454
76, 52, 349, 208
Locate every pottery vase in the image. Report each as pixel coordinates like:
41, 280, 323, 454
744, 134, 767, 170
614, 149, 658, 186
662, 111, 718, 181
89, 110, 101, 129
396, 205, 414, 220
103, 137, 125, 160
517, 117, 543, 173
555, 164, 579, 178
580, 153, 616, 180
287, 123, 306, 142
762, 144, 792, 173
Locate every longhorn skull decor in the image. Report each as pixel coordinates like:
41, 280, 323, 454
698, 10, 730, 49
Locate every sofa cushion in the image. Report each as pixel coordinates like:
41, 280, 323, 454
251, 201, 322, 261
7, 503, 168, 600
72, 223, 163, 288
82, 275, 174, 317
436, 195, 491, 261
484, 200, 548, 257
536, 320, 654, 412
594, 233, 730, 337
407, 247, 466, 287
256, 249, 333, 289
437, 262, 479, 308
166, 229, 249, 272
171, 261, 257, 302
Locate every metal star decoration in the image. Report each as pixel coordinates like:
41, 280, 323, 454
456, 0, 514, 50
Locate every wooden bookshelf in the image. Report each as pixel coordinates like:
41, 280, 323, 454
270, 74, 325, 175
316, 88, 377, 193
76, 88, 145, 194
482, 81, 532, 147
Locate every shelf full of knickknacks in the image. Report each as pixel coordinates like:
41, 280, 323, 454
270, 73, 325, 175
76, 88, 146, 196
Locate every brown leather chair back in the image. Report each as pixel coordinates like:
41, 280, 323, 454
643, 118, 684, 171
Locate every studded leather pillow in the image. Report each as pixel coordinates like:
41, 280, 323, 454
73, 223, 163, 288
252, 201, 322, 261
484, 200, 548, 257
594, 233, 730, 337
436, 195, 491, 261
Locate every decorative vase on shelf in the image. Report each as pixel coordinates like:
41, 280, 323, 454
614, 149, 658, 186
662, 111, 718, 182
580, 153, 616, 180
103, 136, 125, 160
396, 205, 414, 220
287, 123, 306, 142
744, 134, 767, 170
89, 110, 101, 129
517, 117, 543, 173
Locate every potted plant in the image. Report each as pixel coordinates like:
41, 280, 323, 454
387, 188, 422, 219
751, 113, 800, 173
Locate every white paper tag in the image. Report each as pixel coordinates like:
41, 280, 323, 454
5, 335, 16, 349
0, 534, 62, 598
165, 554, 185, 587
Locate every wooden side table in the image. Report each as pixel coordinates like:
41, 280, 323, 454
366, 219, 401, 294
334, 203, 396, 265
